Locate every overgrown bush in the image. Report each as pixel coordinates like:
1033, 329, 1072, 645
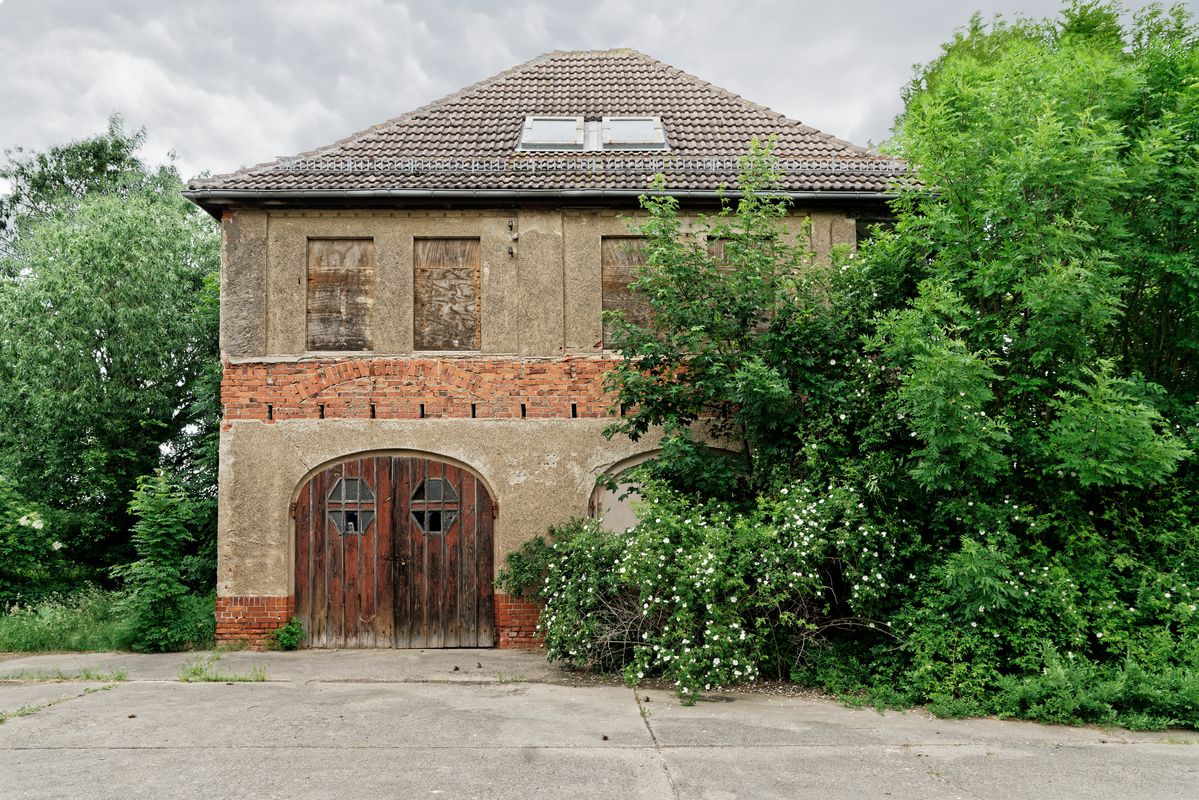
534, 3, 1199, 728
529, 480, 906, 699
113, 472, 215, 652
0, 475, 65, 606
496, 521, 574, 601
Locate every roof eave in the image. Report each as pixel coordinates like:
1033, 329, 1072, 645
183, 186, 901, 216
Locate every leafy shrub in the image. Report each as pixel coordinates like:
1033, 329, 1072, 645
537, 480, 903, 700
271, 617, 306, 651
113, 472, 215, 652
552, 4, 1199, 729
995, 648, 1199, 730
0, 475, 63, 606
495, 525, 562, 601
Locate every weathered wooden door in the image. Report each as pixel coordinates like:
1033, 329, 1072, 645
294, 456, 494, 648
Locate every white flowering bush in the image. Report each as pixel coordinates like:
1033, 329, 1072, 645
0, 475, 63, 605
533, 479, 905, 701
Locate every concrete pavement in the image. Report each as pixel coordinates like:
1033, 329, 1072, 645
1, 649, 1195, 800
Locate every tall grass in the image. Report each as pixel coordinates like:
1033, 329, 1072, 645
0, 588, 132, 652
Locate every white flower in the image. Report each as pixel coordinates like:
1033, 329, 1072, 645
51, 541, 64, 551
713, 658, 721, 666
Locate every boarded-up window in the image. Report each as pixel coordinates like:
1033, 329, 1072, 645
413, 238, 481, 351
307, 238, 375, 351
707, 238, 736, 273
601, 237, 650, 349
707, 236, 773, 270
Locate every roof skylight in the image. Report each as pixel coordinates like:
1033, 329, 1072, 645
602, 116, 667, 150
517, 115, 669, 151
518, 116, 585, 150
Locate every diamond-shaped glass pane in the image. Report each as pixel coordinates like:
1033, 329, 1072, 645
327, 477, 375, 504
412, 479, 457, 503
327, 508, 374, 535
411, 508, 459, 535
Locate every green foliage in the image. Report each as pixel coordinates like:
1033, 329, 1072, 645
874, 0, 1197, 492
0, 588, 130, 652
1048, 362, 1191, 487
496, 528, 560, 601
113, 473, 215, 653
553, 2, 1199, 728
536, 481, 902, 700
0, 119, 220, 586
271, 617, 306, 651
995, 650, 1199, 729
0, 475, 68, 606
0, 114, 179, 267
603, 139, 858, 499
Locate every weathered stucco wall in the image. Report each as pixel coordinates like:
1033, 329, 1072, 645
220, 207, 859, 362
218, 418, 662, 597
215, 203, 858, 602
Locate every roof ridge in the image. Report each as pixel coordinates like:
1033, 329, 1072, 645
187, 48, 901, 197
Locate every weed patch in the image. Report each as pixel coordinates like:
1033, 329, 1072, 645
0, 589, 130, 652
178, 653, 267, 683
0, 668, 127, 683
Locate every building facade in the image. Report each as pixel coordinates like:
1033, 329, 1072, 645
185, 49, 899, 648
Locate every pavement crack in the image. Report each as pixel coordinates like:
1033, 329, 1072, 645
900, 742, 986, 800
635, 690, 681, 800
0, 683, 119, 725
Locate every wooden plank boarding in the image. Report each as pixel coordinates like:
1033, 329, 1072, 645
307, 238, 375, 351
413, 238, 481, 351
601, 236, 650, 348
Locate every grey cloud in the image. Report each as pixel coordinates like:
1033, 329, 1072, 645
0, 0, 1194, 182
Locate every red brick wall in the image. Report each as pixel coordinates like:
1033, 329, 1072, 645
216, 593, 541, 650
221, 356, 622, 422
494, 593, 544, 649
215, 595, 295, 649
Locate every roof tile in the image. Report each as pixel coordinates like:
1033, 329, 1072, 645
188, 49, 906, 197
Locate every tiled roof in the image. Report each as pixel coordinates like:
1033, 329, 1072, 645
187, 49, 905, 199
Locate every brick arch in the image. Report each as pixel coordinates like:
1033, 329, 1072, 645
222, 356, 618, 420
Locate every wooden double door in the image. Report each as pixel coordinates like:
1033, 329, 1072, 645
293, 455, 495, 648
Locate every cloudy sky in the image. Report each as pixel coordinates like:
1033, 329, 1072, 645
0, 0, 1195, 183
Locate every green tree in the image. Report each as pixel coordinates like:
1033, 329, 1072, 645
872, 1, 1196, 496
114, 472, 215, 652
0, 115, 178, 269
0, 128, 219, 578
604, 139, 880, 499
579, 2, 1199, 723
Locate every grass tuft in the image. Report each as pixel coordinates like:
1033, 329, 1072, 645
178, 653, 267, 683
0, 668, 128, 683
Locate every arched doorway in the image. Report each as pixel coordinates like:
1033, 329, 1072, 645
293, 454, 495, 648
